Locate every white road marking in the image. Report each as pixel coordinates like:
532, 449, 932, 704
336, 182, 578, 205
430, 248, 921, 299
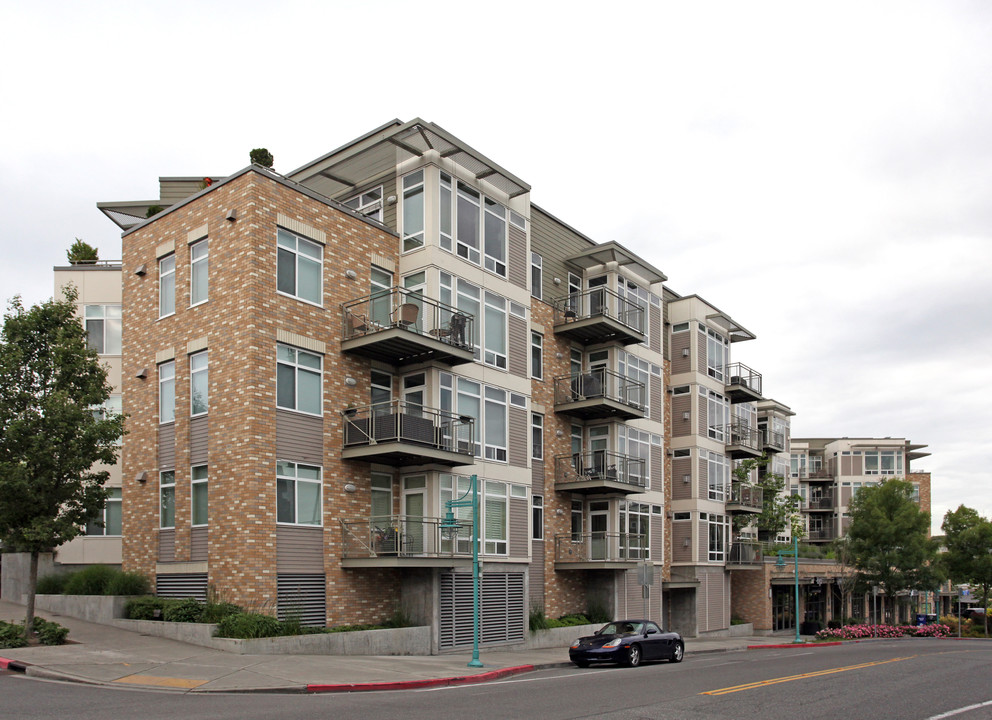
926, 700, 992, 719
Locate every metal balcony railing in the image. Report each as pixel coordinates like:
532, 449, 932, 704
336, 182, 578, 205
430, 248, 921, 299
762, 428, 786, 451
555, 533, 648, 564
805, 493, 834, 510
552, 287, 645, 332
727, 541, 764, 565
728, 482, 763, 511
807, 528, 835, 541
555, 451, 647, 490
342, 399, 474, 455
553, 368, 645, 409
340, 515, 475, 559
713, 421, 762, 455
342, 287, 474, 351
726, 362, 762, 397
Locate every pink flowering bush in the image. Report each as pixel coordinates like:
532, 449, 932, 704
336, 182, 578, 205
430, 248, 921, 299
815, 623, 952, 641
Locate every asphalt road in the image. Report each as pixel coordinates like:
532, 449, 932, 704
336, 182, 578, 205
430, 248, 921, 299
4, 639, 991, 720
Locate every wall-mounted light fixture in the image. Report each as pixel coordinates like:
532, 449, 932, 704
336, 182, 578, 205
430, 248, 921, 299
345, 377, 357, 387
386, 195, 398, 205
344, 483, 357, 493
682, 411, 691, 421
226, 209, 238, 222
345, 269, 358, 280
135, 471, 148, 484
683, 474, 692, 483
683, 538, 691, 547
553, 277, 562, 285
682, 348, 690, 357
555, 429, 565, 438
135, 368, 148, 380
134, 264, 147, 276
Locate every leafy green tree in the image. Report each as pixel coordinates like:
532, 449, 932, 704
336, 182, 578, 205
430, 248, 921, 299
732, 455, 803, 538
847, 478, 940, 619
249, 148, 274, 168
0, 288, 125, 638
66, 238, 98, 264
941, 505, 992, 635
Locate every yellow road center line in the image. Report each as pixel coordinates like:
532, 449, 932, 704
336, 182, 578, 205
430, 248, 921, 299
701, 656, 916, 696
114, 674, 209, 689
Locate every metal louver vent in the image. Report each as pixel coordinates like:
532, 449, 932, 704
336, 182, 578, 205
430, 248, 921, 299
156, 573, 208, 601
439, 572, 525, 649
277, 574, 326, 627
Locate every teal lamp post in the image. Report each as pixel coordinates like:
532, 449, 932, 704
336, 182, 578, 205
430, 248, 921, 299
440, 474, 484, 668
775, 534, 803, 644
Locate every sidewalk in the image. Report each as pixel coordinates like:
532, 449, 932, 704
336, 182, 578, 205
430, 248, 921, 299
0, 599, 795, 693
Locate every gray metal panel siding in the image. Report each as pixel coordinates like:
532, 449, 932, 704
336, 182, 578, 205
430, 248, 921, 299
650, 375, 662, 423
158, 423, 176, 470
530, 207, 595, 305
841, 455, 852, 476
189, 416, 208, 465
532, 459, 545, 496
651, 514, 664, 562
698, 519, 708, 564
702, 570, 728, 632
276, 525, 325, 573
508, 315, 528, 378
697, 392, 708, 437
650, 445, 662, 493
508, 223, 527, 290
381, 176, 398, 231
672, 331, 691, 374
276, 410, 323, 465
158, 529, 175, 562
852, 455, 863, 475
650, 304, 662, 353
672, 522, 692, 562
510, 497, 528, 558
698, 455, 709, 500
673, 395, 691, 438
697, 329, 707, 375
529, 542, 545, 606
190, 526, 208, 562
508, 407, 528, 468
673, 457, 692, 499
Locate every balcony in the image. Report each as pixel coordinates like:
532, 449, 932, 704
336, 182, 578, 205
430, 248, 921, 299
555, 451, 647, 495
726, 541, 764, 568
726, 482, 763, 513
725, 362, 762, 403
807, 527, 835, 542
762, 428, 786, 453
807, 468, 833, 482
554, 533, 647, 569
552, 288, 646, 346
553, 368, 646, 420
341, 288, 475, 367
339, 515, 473, 568
722, 421, 763, 459
804, 493, 834, 511
341, 400, 474, 467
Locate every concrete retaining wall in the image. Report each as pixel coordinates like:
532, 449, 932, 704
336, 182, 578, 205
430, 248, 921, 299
515, 623, 600, 650
35, 594, 127, 624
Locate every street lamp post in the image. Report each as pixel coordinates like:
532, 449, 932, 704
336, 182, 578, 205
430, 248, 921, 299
440, 474, 484, 668
776, 534, 803, 644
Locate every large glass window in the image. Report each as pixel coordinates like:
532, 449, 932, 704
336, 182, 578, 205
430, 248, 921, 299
276, 461, 322, 526
484, 480, 508, 554
708, 513, 728, 561
159, 361, 175, 424
343, 186, 383, 221
483, 291, 507, 369
190, 239, 208, 306
531, 252, 543, 300
620, 501, 650, 559
704, 327, 729, 382
618, 426, 650, 486
483, 198, 506, 276
531, 413, 543, 460
277, 344, 322, 415
705, 449, 729, 501
85, 305, 121, 355
532, 494, 544, 540
702, 387, 729, 441
277, 228, 322, 305
620, 351, 649, 411
371, 473, 392, 520
159, 255, 175, 318
439, 172, 453, 252
484, 387, 507, 462
531, 332, 543, 380
618, 277, 649, 336
402, 170, 425, 252
160, 471, 175, 529
456, 182, 481, 264
864, 450, 903, 475
86, 488, 121, 536
191, 465, 208, 526
190, 351, 208, 417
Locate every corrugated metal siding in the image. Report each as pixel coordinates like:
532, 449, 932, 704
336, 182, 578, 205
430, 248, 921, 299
650, 375, 662, 423
189, 416, 208, 465
508, 407, 528, 468
530, 207, 595, 305
673, 457, 692, 499
697, 329, 707, 375
673, 395, 691, 438
650, 445, 662, 493
508, 223, 527, 290
532, 459, 545, 496
276, 525, 324, 573
699, 569, 727, 632
277, 573, 326, 626
158, 423, 176, 470
508, 315, 528, 378
651, 514, 664, 563
440, 572, 526, 649
529, 543, 545, 607
672, 332, 691, 374
276, 410, 323, 465
509, 497, 528, 557
650, 304, 662, 353
190, 527, 208, 562
672, 522, 692, 562
698, 456, 709, 500
697, 393, 708, 437
156, 572, 207, 601
158, 529, 175, 562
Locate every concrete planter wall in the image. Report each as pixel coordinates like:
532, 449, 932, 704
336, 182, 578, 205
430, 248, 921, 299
113, 618, 219, 646
35, 594, 127, 624
515, 623, 600, 651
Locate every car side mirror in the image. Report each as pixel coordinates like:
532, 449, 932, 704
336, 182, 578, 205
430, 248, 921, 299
646, 628, 657, 635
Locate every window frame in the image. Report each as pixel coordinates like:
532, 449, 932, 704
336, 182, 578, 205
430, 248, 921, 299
159, 254, 176, 318
276, 228, 323, 306
276, 344, 323, 416
86, 487, 122, 536
530, 252, 543, 300
343, 185, 383, 222
276, 460, 323, 526
189, 238, 209, 307
402, 170, 425, 252
531, 331, 543, 380
190, 351, 208, 417
159, 361, 175, 424
160, 471, 176, 529
532, 494, 544, 540
84, 304, 122, 355
191, 464, 208, 527
531, 412, 544, 460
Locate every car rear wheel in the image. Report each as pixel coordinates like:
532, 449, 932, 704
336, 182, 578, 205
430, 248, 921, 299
624, 644, 641, 667
669, 641, 684, 663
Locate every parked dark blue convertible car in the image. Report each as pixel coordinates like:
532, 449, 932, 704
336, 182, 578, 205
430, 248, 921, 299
569, 620, 684, 668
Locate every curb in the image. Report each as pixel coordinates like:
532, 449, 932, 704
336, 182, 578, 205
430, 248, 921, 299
0, 656, 28, 673
748, 642, 842, 649
307, 664, 534, 693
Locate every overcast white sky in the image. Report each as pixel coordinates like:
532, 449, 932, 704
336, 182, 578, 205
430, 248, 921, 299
2, 1, 989, 533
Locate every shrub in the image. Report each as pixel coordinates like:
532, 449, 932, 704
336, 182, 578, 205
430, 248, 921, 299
201, 601, 242, 624
63, 565, 117, 595
163, 598, 204, 623
381, 610, 414, 629
105, 571, 151, 596
215, 612, 282, 639
0, 620, 28, 648
36, 573, 71, 595
827, 619, 841, 629
586, 604, 612, 624
529, 609, 550, 632
33, 617, 69, 645
125, 596, 174, 620
814, 623, 952, 641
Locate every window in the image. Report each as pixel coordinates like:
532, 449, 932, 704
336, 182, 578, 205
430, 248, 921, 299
531, 252, 543, 300
531, 413, 544, 460
708, 513, 729, 561
618, 426, 650, 486
456, 182, 481, 264
484, 387, 507, 462
702, 386, 729, 441
91, 396, 123, 445
86, 488, 121, 536
619, 351, 649, 411
159, 255, 175, 318
483, 291, 507, 369
371, 473, 392, 520
277, 344, 322, 415
620, 501, 650, 559
484, 480, 508, 554
531, 332, 543, 380
790, 453, 807, 478
190, 238, 208, 306
672, 322, 689, 333
440, 272, 509, 368
440, 373, 507, 462
439, 172, 453, 252
402, 170, 425, 252
85, 305, 121, 355
160, 471, 175, 529
276, 461, 321, 526
343, 186, 383, 222
371, 370, 392, 410
159, 361, 175, 424
277, 228, 322, 305
864, 450, 903, 475
191, 465, 208, 526
703, 327, 729, 381
483, 198, 506, 276
618, 276, 648, 335
440, 273, 481, 358
704, 449, 729, 501
532, 495, 544, 540
571, 499, 583, 540
441, 176, 509, 275
190, 351, 208, 416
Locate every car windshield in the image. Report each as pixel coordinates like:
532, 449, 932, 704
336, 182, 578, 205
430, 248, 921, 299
599, 622, 643, 635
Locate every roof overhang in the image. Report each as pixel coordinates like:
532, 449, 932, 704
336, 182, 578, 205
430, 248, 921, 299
706, 311, 756, 342
562, 241, 667, 284
287, 118, 531, 200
